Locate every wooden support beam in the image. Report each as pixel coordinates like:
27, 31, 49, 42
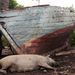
0, 24, 24, 54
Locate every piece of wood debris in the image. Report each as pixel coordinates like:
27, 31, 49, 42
55, 50, 75, 56
58, 70, 69, 75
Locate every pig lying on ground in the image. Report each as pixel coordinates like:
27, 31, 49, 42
0, 54, 59, 73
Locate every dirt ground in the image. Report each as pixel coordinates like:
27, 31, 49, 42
0, 46, 75, 75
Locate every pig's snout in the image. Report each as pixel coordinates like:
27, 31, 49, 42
55, 62, 59, 67
51, 62, 59, 67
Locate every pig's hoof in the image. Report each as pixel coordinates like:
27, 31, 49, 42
3, 71, 7, 74
0, 70, 7, 74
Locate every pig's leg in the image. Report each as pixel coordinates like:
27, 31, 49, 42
40, 63, 55, 70
0, 63, 12, 73
0, 66, 7, 74
9, 64, 17, 72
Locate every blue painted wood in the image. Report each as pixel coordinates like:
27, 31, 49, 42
0, 6, 69, 17
0, 5, 75, 47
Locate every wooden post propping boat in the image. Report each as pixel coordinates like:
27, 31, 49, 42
0, 5, 75, 55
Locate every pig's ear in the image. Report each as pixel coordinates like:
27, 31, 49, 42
46, 55, 50, 57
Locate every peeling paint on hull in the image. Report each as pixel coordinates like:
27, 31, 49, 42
21, 25, 75, 54
0, 5, 75, 54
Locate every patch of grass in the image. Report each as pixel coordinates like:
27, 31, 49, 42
68, 30, 75, 45
1, 35, 9, 46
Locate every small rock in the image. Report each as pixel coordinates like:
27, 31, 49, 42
58, 72, 64, 75
40, 67, 44, 70
43, 70, 47, 72
68, 66, 71, 68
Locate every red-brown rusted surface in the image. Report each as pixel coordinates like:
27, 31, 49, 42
20, 25, 75, 54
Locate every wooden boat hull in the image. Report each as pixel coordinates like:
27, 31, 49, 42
0, 5, 75, 54
20, 25, 75, 54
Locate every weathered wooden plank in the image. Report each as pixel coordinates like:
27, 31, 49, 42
4, 20, 74, 29
0, 10, 72, 20
0, 6, 70, 17
0, 16, 73, 23
5, 21, 73, 30
0, 8, 71, 17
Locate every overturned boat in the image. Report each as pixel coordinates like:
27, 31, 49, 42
0, 5, 75, 54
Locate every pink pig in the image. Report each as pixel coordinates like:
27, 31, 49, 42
0, 54, 59, 73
